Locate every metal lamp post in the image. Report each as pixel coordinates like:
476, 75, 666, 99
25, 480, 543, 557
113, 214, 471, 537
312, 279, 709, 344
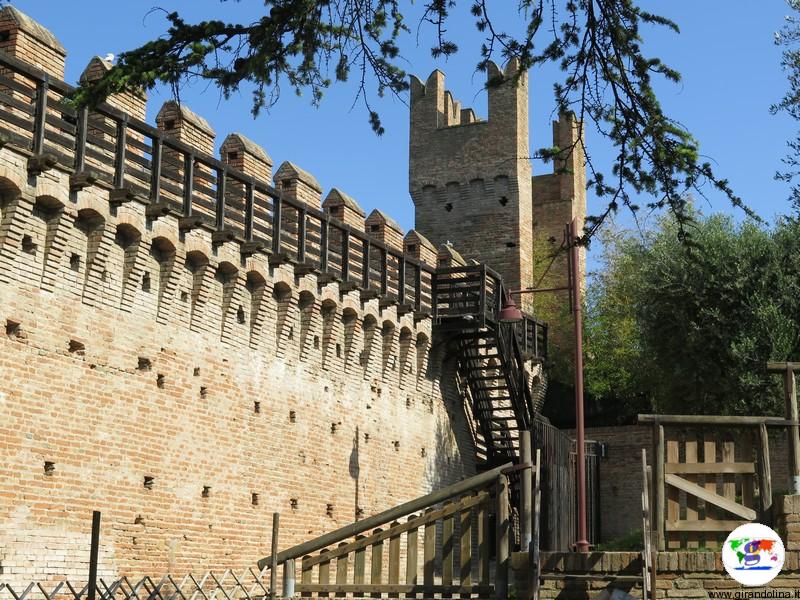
498, 217, 589, 552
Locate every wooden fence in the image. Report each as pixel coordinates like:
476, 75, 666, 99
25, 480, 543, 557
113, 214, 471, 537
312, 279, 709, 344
639, 414, 795, 550
256, 462, 531, 600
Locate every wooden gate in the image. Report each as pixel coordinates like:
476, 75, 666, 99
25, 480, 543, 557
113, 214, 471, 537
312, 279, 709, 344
640, 414, 782, 550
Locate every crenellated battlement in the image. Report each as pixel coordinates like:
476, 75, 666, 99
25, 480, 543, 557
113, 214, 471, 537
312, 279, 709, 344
0, 54, 442, 395
0, 3, 457, 337
409, 60, 525, 131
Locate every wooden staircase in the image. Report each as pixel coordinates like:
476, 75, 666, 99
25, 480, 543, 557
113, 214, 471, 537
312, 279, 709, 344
433, 265, 548, 468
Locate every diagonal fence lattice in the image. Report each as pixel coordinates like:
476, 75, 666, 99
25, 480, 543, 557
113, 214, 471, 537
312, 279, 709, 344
0, 568, 275, 600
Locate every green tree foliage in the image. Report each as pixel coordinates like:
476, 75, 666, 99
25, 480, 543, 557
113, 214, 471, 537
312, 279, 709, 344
773, 0, 800, 211
71, 0, 747, 236
585, 213, 800, 421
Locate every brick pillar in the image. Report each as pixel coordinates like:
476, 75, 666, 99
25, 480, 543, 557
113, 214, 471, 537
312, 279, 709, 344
156, 101, 216, 218
273, 161, 321, 263
365, 209, 403, 253
437, 243, 466, 269
221, 132, 272, 183
0, 6, 65, 79
274, 161, 321, 209
322, 188, 364, 229
0, 7, 66, 158
777, 495, 800, 550
156, 101, 215, 155
80, 56, 146, 121
79, 56, 147, 179
322, 189, 365, 285
220, 133, 272, 240
403, 229, 437, 267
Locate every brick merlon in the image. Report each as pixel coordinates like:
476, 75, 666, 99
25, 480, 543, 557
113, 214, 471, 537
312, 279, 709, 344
366, 209, 402, 234
274, 161, 321, 193
0, 6, 65, 55
322, 188, 365, 217
156, 100, 215, 137
403, 229, 435, 250
221, 133, 272, 165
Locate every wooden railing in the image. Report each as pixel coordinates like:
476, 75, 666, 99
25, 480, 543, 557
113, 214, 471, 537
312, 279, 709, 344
431, 265, 547, 358
518, 315, 548, 362
0, 52, 435, 315
257, 463, 516, 599
432, 265, 501, 328
639, 413, 795, 550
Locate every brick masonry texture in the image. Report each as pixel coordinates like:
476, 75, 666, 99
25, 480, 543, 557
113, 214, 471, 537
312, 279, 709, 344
0, 6, 480, 584
513, 543, 800, 599
0, 145, 476, 584
0, 5, 591, 586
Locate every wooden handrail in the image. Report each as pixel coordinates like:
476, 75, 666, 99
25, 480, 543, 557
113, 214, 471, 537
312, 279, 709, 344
0, 51, 436, 279
637, 414, 795, 427
256, 461, 511, 570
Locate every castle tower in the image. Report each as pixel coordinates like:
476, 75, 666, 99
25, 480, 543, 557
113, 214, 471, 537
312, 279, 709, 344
531, 112, 586, 293
409, 63, 587, 371
409, 61, 533, 294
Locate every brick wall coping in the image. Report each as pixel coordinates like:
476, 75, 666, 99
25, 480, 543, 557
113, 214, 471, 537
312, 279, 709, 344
222, 132, 272, 164
1, 6, 65, 54
366, 208, 402, 233
156, 100, 215, 136
404, 229, 435, 249
323, 187, 365, 215
275, 161, 322, 192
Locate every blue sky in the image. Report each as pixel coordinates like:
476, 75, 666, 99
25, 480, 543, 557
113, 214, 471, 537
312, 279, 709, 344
9, 1, 798, 261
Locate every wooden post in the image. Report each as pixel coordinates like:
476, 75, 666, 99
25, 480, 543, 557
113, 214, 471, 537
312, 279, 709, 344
149, 136, 162, 204
271, 512, 280, 599
530, 449, 541, 600
414, 266, 422, 312
758, 423, 773, 517
113, 116, 128, 189
87, 511, 101, 600
653, 424, 665, 551
32, 76, 48, 154
495, 474, 510, 600
272, 194, 283, 255
640, 450, 651, 599
520, 430, 533, 550
244, 180, 255, 241
406, 515, 418, 585
787, 368, 800, 493
767, 362, 800, 493
215, 167, 227, 232
398, 258, 406, 305
74, 105, 88, 173
283, 559, 296, 599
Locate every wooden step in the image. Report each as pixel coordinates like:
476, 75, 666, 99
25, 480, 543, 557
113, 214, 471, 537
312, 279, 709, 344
470, 375, 506, 382
454, 332, 490, 340
490, 424, 521, 431
462, 354, 502, 362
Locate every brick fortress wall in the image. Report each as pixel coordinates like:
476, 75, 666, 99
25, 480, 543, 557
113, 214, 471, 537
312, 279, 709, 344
0, 7, 477, 583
